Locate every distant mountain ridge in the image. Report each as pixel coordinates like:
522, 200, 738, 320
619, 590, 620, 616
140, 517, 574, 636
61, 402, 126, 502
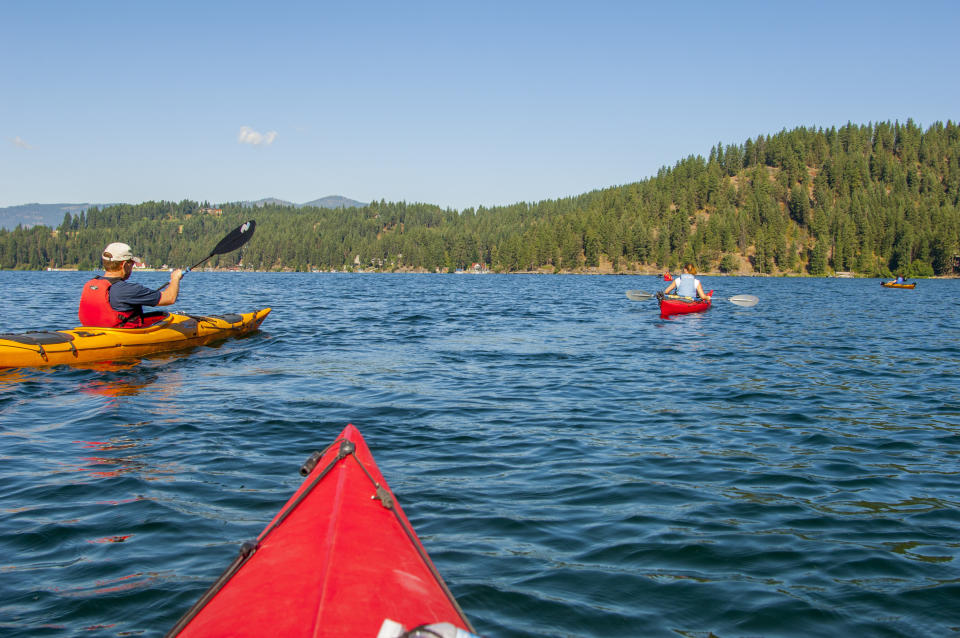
302, 196, 366, 209
240, 196, 366, 209
0, 196, 367, 229
0, 203, 108, 231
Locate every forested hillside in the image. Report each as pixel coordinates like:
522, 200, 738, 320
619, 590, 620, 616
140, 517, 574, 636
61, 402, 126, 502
2, 120, 959, 276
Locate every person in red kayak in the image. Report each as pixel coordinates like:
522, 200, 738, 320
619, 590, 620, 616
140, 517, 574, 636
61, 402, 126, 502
663, 271, 673, 282
662, 263, 710, 300
79, 242, 183, 327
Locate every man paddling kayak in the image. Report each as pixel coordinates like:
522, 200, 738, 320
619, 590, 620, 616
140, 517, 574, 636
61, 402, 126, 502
79, 242, 183, 328
662, 263, 711, 301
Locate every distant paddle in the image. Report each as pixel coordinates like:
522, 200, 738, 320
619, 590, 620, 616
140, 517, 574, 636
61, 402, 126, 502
727, 294, 759, 307
626, 289, 759, 307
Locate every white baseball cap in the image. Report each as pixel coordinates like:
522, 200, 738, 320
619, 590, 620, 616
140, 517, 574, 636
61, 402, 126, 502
102, 242, 142, 263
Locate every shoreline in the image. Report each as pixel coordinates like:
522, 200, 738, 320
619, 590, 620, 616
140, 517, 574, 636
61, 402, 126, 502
15, 268, 957, 279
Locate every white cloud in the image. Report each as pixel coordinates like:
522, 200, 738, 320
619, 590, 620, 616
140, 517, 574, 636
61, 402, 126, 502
238, 126, 277, 146
11, 136, 32, 149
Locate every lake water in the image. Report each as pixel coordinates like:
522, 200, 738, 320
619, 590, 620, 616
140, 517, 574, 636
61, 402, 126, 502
1, 271, 958, 637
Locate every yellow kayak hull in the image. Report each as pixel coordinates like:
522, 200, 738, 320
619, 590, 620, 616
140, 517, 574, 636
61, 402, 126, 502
0, 308, 271, 368
881, 282, 916, 289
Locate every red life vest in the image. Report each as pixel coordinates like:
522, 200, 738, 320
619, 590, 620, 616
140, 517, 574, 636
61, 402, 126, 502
78, 277, 140, 327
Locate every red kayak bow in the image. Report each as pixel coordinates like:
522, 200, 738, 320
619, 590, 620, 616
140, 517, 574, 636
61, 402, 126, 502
168, 424, 474, 638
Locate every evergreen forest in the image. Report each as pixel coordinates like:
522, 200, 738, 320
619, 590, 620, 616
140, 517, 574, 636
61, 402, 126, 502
2, 119, 959, 277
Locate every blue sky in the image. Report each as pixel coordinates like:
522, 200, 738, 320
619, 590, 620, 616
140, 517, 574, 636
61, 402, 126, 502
2, 0, 958, 211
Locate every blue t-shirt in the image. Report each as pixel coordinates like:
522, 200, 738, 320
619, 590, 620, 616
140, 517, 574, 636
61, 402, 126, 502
675, 273, 699, 297
108, 279, 162, 311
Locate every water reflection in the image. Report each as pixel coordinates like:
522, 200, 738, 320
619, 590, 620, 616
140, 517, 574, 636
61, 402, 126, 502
66, 431, 180, 483
82, 375, 156, 400
0, 367, 36, 398
77, 364, 185, 414
0, 368, 31, 384
59, 571, 165, 597
73, 361, 143, 373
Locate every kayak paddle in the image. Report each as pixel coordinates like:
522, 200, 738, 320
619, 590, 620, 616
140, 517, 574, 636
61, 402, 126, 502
158, 220, 256, 288
184, 220, 257, 274
727, 294, 759, 307
626, 289, 759, 307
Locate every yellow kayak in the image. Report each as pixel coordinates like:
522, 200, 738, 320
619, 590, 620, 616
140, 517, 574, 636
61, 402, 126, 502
881, 282, 916, 289
0, 308, 271, 368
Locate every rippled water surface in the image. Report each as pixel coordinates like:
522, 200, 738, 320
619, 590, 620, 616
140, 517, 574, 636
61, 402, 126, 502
1, 271, 958, 637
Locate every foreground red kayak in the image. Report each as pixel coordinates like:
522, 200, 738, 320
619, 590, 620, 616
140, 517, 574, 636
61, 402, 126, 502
659, 291, 713, 318
167, 424, 475, 638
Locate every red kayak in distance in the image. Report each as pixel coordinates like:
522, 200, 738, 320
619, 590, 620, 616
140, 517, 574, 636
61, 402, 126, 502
659, 290, 713, 318
167, 424, 475, 638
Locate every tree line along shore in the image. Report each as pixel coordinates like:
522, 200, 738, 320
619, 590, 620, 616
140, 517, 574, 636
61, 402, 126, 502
2, 120, 959, 277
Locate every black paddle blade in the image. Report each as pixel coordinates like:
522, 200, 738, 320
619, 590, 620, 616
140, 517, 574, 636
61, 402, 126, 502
209, 220, 256, 257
